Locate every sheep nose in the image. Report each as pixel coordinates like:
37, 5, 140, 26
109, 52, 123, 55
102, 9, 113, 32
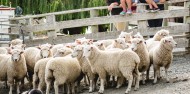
175, 43, 177, 47
15, 59, 18, 62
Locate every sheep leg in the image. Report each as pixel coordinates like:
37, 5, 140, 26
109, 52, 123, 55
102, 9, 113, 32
134, 72, 140, 91
142, 72, 146, 84
16, 81, 20, 94
116, 76, 124, 89
124, 73, 133, 94
165, 68, 169, 83
146, 65, 150, 81
33, 72, 39, 89
153, 66, 159, 84
71, 83, 76, 94
132, 75, 136, 87
157, 68, 161, 80
54, 81, 59, 94
45, 80, 51, 94
67, 83, 71, 94
99, 79, 105, 94
38, 79, 45, 91
89, 80, 93, 93
84, 75, 88, 86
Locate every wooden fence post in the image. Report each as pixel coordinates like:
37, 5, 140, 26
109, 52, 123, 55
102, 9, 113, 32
46, 15, 57, 38
26, 18, 34, 39
184, 0, 190, 53
90, 9, 99, 33
163, 3, 169, 26
137, 4, 147, 29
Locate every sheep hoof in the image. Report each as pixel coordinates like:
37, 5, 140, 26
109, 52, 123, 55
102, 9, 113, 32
152, 82, 157, 85
98, 90, 104, 94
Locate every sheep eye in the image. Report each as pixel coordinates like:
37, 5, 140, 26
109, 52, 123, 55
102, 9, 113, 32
88, 50, 90, 51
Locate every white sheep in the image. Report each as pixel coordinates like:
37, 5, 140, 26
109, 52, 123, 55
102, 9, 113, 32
133, 32, 145, 42
107, 38, 130, 50
119, 31, 133, 43
33, 47, 73, 91
10, 38, 23, 46
146, 29, 170, 51
83, 45, 140, 94
130, 38, 150, 84
97, 39, 114, 47
53, 46, 73, 57
71, 45, 97, 92
51, 44, 64, 56
45, 57, 82, 94
93, 41, 106, 50
7, 48, 27, 94
75, 37, 93, 45
24, 43, 53, 87
149, 36, 177, 84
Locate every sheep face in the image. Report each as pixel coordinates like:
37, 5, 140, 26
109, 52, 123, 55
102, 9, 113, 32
94, 42, 105, 50
162, 36, 177, 49
53, 48, 66, 57
65, 43, 77, 49
155, 29, 170, 40
133, 32, 144, 40
130, 38, 143, 51
71, 45, 83, 58
83, 45, 93, 58
114, 38, 130, 49
10, 49, 24, 62
119, 31, 133, 43
75, 37, 93, 45
38, 44, 52, 58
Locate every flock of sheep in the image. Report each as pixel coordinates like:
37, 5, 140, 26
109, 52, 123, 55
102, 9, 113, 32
0, 29, 177, 94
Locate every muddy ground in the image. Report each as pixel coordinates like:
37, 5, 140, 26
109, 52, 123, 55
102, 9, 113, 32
1, 54, 190, 94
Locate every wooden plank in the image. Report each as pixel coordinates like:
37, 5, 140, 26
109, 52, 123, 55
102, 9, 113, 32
21, 9, 190, 32
168, 6, 185, 10
24, 24, 189, 46
0, 33, 19, 35
0, 41, 10, 44
9, 0, 188, 20
173, 48, 190, 55
168, 22, 185, 26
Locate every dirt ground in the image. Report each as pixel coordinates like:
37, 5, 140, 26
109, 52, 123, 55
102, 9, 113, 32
1, 54, 190, 94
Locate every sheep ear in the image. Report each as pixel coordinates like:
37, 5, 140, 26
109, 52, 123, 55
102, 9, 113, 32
20, 51, 24, 54
132, 36, 135, 38
100, 43, 103, 46
37, 46, 41, 49
163, 39, 168, 43
66, 45, 71, 48
115, 39, 118, 43
139, 40, 143, 44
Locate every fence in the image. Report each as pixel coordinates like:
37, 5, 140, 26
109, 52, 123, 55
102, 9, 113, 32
2, 0, 190, 54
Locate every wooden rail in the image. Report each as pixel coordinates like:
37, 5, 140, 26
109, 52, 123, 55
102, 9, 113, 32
2, 0, 190, 54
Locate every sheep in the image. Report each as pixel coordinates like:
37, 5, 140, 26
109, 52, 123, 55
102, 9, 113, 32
130, 38, 150, 84
10, 38, 23, 46
65, 42, 78, 49
45, 57, 82, 94
93, 41, 106, 50
146, 29, 170, 50
75, 37, 93, 45
97, 39, 114, 47
33, 47, 73, 91
107, 38, 130, 50
7, 48, 27, 94
133, 32, 145, 42
51, 44, 64, 56
71, 45, 97, 93
24, 43, 52, 87
118, 31, 133, 43
149, 36, 177, 84
83, 45, 140, 94
21, 89, 43, 94
53, 47, 73, 57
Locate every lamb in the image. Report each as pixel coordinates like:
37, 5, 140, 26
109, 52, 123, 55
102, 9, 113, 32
130, 38, 150, 84
107, 38, 130, 50
97, 39, 114, 47
33, 47, 73, 91
133, 32, 145, 42
7, 48, 27, 94
45, 57, 82, 94
149, 36, 177, 84
71, 45, 97, 92
51, 44, 64, 56
10, 38, 23, 46
146, 29, 170, 50
93, 41, 106, 50
118, 31, 133, 43
53, 46, 73, 57
24, 43, 53, 86
83, 45, 140, 93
